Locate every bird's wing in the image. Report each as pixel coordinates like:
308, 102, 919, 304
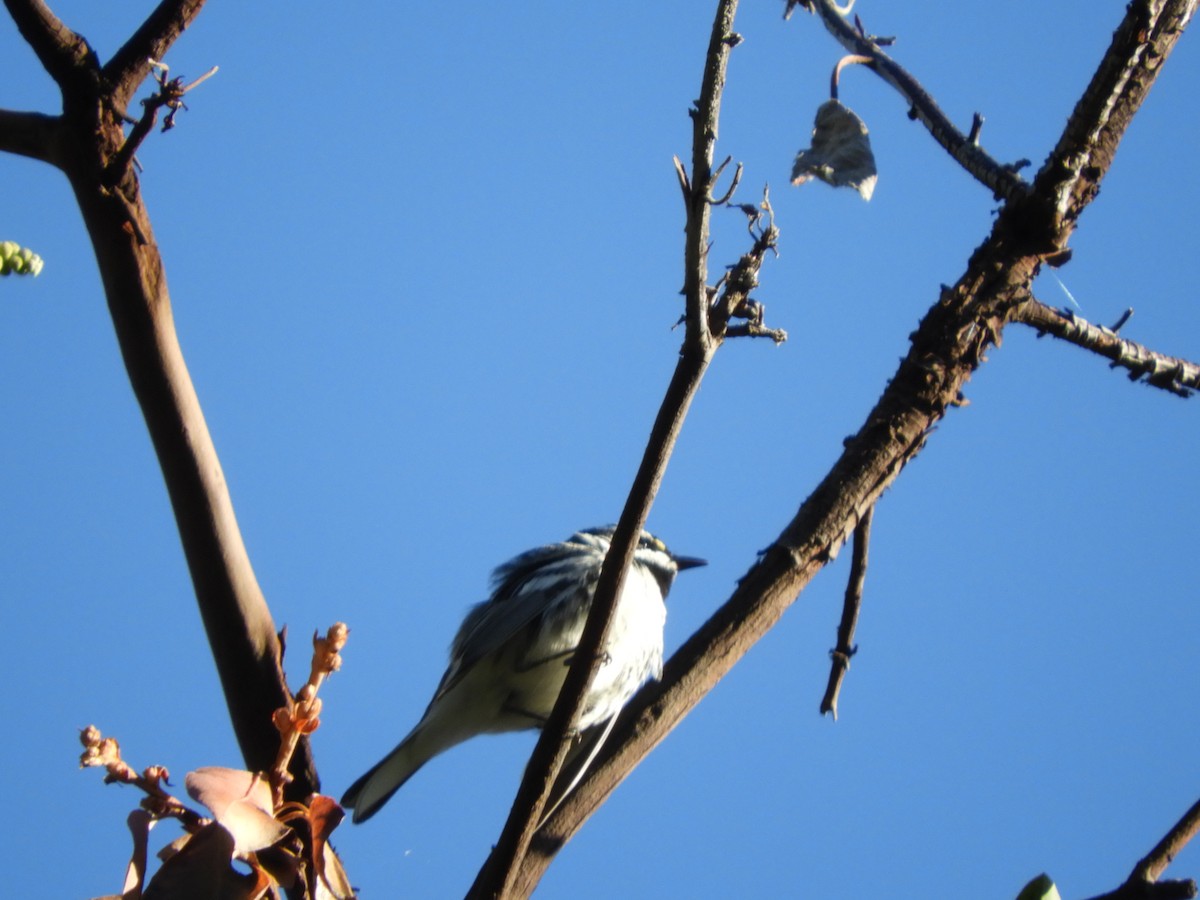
431, 547, 596, 703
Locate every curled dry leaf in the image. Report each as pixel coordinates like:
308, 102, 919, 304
791, 99, 878, 201
141, 823, 269, 900
185, 766, 290, 856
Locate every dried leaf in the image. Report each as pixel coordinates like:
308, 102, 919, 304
142, 823, 268, 900
791, 99, 878, 201
185, 767, 290, 856
306, 795, 354, 900
122, 809, 155, 898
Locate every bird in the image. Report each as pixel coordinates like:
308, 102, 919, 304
341, 525, 705, 824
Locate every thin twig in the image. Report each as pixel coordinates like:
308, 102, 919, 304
672, 153, 690, 197
830, 53, 872, 101
710, 159, 743, 205
466, 5, 743, 897
968, 112, 984, 146
1110, 307, 1134, 334
710, 189, 781, 341
820, 504, 873, 719
269, 624, 347, 808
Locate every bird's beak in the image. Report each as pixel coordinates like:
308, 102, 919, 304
673, 555, 707, 572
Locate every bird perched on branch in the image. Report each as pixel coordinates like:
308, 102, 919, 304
341, 525, 705, 824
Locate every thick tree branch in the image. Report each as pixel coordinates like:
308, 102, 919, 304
1034, 0, 1198, 241
1, 0, 97, 92
62, 167, 316, 795
4, 0, 317, 796
0, 108, 61, 165
1013, 297, 1200, 397
104, 0, 210, 113
513, 0, 1197, 887
800, 0, 1030, 201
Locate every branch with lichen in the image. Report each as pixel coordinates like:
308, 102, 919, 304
1013, 297, 1200, 398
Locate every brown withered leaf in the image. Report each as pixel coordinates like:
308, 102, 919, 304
308, 796, 354, 900
185, 767, 290, 857
791, 99, 877, 201
142, 822, 269, 900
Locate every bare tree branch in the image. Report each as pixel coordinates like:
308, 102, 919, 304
800, 0, 1030, 200
820, 504, 873, 719
516, 0, 1198, 888
1013, 297, 1200, 397
1131, 796, 1200, 886
0, 108, 61, 165
1, 0, 97, 92
681, 0, 741, 351
1035, 0, 1198, 241
104, 0, 210, 113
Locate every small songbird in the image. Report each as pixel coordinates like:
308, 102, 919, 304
341, 525, 705, 824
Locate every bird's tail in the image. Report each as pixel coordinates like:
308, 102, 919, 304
341, 731, 429, 824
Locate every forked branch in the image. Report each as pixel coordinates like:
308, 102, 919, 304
4, 0, 318, 798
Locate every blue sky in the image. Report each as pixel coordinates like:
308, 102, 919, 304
2, 2, 1198, 897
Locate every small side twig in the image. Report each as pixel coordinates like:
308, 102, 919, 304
710, 158, 744, 205
820, 505, 873, 719
1012, 296, 1200, 398
672, 154, 691, 197
104, 61, 218, 186
79, 725, 207, 830
269, 623, 348, 807
830, 54, 873, 100
1110, 307, 1135, 334
709, 187, 783, 342
968, 112, 984, 146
